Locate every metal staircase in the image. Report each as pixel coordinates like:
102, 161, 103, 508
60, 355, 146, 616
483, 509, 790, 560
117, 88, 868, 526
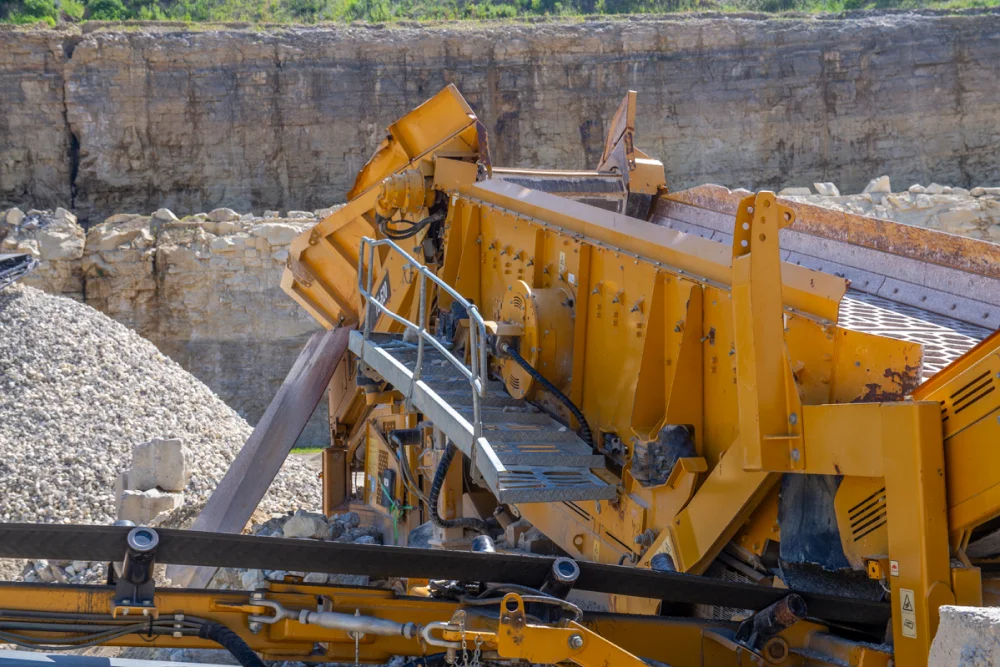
350, 238, 616, 505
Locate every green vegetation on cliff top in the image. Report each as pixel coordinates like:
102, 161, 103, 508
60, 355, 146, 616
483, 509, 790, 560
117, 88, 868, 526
0, 0, 996, 28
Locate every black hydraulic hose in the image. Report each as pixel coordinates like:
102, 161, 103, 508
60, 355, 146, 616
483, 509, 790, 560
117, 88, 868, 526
389, 431, 430, 507
428, 442, 490, 535
197, 622, 266, 667
377, 211, 446, 241
499, 342, 595, 451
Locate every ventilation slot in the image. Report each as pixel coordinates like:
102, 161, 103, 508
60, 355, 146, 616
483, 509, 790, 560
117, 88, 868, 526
376, 450, 390, 505
952, 372, 996, 415
849, 487, 887, 542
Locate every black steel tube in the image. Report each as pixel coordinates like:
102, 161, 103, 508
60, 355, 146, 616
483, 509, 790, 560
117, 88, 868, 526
121, 527, 158, 586
540, 557, 580, 600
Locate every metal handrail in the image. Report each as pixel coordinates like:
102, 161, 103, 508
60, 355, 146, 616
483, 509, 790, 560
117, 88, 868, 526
357, 236, 488, 439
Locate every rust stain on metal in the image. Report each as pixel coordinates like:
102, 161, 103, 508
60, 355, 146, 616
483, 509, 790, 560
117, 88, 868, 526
854, 364, 922, 403
665, 184, 1000, 280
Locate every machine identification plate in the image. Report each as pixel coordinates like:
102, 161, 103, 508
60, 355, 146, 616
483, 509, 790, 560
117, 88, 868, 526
899, 588, 917, 638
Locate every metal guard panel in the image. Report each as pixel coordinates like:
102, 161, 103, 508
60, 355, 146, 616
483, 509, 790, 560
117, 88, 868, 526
464, 179, 845, 324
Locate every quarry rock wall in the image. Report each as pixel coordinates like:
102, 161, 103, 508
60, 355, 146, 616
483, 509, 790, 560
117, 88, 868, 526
3, 13, 1000, 223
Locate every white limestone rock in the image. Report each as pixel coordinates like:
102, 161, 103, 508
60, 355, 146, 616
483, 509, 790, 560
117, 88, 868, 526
129, 437, 190, 492
930, 606, 1000, 666
778, 187, 812, 196
119, 488, 185, 525
208, 208, 240, 223
5, 207, 25, 226
283, 511, 329, 539
813, 182, 840, 196
862, 175, 891, 194
152, 208, 179, 222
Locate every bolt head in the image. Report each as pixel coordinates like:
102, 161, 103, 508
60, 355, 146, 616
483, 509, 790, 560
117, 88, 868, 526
568, 634, 584, 649
249, 622, 262, 634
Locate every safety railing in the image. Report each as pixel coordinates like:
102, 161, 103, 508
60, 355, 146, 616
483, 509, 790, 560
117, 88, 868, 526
358, 237, 488, 439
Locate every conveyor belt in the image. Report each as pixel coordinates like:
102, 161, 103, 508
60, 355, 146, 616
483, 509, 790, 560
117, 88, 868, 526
0, 523, 890, 628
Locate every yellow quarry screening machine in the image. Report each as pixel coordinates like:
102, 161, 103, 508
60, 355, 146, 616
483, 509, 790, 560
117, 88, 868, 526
280, 85, 1000, 664
1, 85, 999, 667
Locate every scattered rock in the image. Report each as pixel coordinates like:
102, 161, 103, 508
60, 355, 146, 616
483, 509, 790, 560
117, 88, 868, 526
862, 175, 891, 194
283, 511, 329, 539
251, 222, 307, 246
929, 606, 1000, 666
908, 184, 925, 194
285, 210, 316, 220
925, 183, 946, 195
208, 208, 240, 223
778, 187, 812, 196
128, 437, 191, 492
119, 488, 185, 525
152, 208, 179, 222
5, 208, 25, 226
813, 182, 840, 196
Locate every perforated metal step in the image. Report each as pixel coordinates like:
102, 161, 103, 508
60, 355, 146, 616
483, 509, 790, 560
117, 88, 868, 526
348, 331, 617, 504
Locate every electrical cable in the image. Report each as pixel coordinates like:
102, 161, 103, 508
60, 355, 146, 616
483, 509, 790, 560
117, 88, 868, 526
498, 342, 595, 451
428, 442, 490, 535
0, 613, 263, 667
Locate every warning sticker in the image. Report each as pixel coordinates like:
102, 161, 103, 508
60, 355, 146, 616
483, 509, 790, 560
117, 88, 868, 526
890, 560, 899, 577
899, 588, 917, 639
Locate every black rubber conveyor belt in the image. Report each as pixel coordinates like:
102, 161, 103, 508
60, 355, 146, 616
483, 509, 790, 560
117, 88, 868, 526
0, 523, 889, 628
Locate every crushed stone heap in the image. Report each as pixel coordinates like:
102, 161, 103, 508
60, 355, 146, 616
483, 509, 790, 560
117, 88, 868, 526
0, 284, 320, 529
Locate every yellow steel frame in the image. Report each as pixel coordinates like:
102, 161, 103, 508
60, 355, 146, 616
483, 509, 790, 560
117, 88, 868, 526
0, 581, 898, 667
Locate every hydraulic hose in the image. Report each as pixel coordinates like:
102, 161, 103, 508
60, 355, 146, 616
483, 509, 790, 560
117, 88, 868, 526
389, 431, 430, 507
377, 211, 446, 241
428, 442, 489, 535
197, 622, 266, 667
498, 342, 595, 452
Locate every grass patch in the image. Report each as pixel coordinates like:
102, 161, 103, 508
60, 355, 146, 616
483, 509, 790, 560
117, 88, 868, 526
1, 0, 997, 25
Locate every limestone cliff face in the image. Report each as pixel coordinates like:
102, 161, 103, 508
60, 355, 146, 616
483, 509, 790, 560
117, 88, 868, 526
3, 13, 1000, 223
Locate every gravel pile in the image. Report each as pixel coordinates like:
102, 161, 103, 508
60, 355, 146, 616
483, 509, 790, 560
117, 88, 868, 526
0, 284, 321, 578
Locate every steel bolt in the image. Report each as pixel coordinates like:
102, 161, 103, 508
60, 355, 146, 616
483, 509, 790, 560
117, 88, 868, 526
249, 622, 262, 634
790, 448, 801, 462
568, 634, 584, 650
788, 413, 798, 425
